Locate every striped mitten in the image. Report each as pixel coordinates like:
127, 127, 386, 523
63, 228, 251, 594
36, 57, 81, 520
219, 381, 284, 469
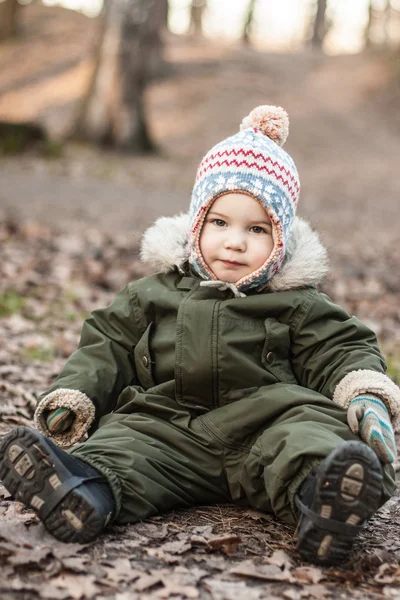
46, 407, 75, 434
347, 395, 397, 464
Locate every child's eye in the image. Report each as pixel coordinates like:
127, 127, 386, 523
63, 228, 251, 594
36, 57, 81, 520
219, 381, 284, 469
212, 219, 226, 227
250, 226, 268, 234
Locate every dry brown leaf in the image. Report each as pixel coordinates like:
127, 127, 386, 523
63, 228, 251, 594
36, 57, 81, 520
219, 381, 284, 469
205, 578, 268, 600
146, 548, 181, 564
134, 522, 170, 540
230, 559, 294, 582
282, 589, 302, 600
190, 525, 214, 536
302, 584, 333, 599
267, 549, 293, 570
133, 573, 163, 592
99, 559, 141, 585
155, 582, 199, 599
40, 588, 72, 600
207, 534, 241, 555
242, 509, 271, 522
291, 566, 324, 584
115, 593, 140, 600
159, 539, 192, 555
8, 546, 52, 567
60, 556, 92, 574
374, 563, 400, 584
383, 586, 400, 598
45, 574, 100, 599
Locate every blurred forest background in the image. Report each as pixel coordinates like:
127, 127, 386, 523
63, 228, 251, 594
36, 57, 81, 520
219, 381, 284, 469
1, 2, 400, 599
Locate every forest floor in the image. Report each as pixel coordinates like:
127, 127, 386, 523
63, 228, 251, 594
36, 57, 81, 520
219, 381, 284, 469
1, 4, 400, 600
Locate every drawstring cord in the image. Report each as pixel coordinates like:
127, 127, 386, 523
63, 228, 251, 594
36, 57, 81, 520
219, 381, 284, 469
200, 280, 246, 298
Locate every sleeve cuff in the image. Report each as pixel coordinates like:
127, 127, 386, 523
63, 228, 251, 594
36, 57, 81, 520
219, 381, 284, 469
333, 370, 400, 431
34, 388, 96, 448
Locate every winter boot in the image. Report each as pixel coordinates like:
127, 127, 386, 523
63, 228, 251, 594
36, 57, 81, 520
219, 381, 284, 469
295, 440, 383, 565
0, 426, 115, 543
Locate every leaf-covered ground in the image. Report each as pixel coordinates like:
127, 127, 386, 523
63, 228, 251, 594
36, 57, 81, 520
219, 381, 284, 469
1, 216, 400, 600
1, 5, 400, 598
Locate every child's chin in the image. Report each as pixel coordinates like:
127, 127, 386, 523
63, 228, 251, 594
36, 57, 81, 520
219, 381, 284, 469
214, 271, 243, 284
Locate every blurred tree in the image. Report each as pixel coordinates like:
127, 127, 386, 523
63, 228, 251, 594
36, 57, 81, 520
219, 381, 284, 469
382, 0, 391, 42
0, 0, 20, 41
189, 0, 207, 36
242, 0, 257, 45
365, 0, 374, 46
365, 0, 397, 47
72, 0, 161, 152
147, 0, 169, 76
311, 0, 327, 48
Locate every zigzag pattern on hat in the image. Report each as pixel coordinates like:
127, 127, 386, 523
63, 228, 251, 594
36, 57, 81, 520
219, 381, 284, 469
198, 148, 300, 194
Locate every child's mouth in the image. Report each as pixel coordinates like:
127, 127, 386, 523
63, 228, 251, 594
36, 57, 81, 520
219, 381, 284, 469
220, 260, 245, 267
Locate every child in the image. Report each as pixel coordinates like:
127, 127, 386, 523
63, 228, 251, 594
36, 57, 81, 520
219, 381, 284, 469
0, 105, 399, 565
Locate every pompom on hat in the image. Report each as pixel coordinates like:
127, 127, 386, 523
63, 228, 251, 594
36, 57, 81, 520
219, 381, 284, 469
188, 104, 300, 292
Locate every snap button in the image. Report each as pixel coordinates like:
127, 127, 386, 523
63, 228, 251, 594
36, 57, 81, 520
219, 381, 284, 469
266, 351, 275, 363
142, 356, 149, 368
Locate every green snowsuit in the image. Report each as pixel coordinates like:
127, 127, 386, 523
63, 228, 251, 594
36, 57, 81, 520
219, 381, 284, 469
34, 217, 397, 526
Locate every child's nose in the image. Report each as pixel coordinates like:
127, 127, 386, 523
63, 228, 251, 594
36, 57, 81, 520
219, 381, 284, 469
224, 230, 246, 251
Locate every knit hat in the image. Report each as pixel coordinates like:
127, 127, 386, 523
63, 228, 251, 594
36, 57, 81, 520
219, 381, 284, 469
188, 105, 300, 292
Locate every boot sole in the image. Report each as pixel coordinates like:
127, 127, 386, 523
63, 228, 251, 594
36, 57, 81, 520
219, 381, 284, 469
0, 426, 107, 543
297, 441, 383, 565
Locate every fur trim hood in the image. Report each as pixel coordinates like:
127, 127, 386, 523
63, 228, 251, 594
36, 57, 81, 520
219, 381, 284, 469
140, 214, 329, 291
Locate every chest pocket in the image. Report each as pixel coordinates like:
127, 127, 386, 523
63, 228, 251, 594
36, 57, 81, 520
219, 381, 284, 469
134, 322, 155, 389
262, 319, 298, 384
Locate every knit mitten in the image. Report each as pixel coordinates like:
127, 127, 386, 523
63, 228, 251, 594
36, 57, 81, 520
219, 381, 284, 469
347, 395, 397, 464
45, 407, 75, 434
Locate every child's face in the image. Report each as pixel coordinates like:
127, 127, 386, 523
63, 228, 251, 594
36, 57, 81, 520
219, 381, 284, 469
199, 193, 274, 284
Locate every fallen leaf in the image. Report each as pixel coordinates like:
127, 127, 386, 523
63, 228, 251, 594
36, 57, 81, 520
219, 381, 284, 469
291, 565, 324, 584
190, 525, 213, 536
41, 588, 72, 600
133, 574, 162, 592
146, 548, 181, 564
383, 586, 400, 598
204, 578, 265, 600
45, 574, 100, 600
267, 549, 293, 569
242, 509, 271, 522
60, 556, 92, 574
302, 584, 333, 599
99, 559, 141, 585
207, 534, 241, 555
155, 582, 199, 599
230, 559, 293, 582
9, 546, 52, 567
282, 589, 302, 600
374, 563, 400, 584
159, 539, 192, 555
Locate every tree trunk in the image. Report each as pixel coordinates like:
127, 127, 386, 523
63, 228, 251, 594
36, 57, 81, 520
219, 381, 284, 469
365, 0, 395, 48
189, 0, 206, 36
311, 0, 327, 48
72, 0, 157, 153
146, 0, 169, 77
382, 0, 391, 45
365, 0, 373, 47
242, 0, 257, 45
0, 0, 20, 41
